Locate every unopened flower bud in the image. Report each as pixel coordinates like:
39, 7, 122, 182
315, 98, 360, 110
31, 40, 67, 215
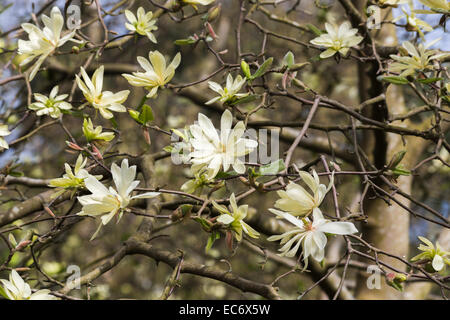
66, 141, 83, 151
71, 46, 80, 54
207, 4, 221, 22
15, 240, 32, 251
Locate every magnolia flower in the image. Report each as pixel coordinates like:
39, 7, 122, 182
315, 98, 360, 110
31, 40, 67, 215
77, 159, 160, 240
393, 3, 433, 39
122, 51, 181, 98
182, 0, 215, 9
417, 0, 450, 13
82, 118, 115, 142
0, 125, 11, 150
124, 7, 158, 43
188, 109, 258, 179
411, 236, 450, 272
388, 40, 450, 77
212, 193, 260, 241
49, 154, 101, 189
0, 270, 56, 300
76, 66, 130, 119
170, 127, 194, 165
267, 209, 357, 267
18, 6, 77, 81
28, 86, 72, 118
310, 21, 363, 59
273, 170, 334, 218
205, 74, 249, 105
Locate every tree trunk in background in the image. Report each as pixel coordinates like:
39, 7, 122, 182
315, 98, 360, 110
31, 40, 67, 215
354, 8, 428, 299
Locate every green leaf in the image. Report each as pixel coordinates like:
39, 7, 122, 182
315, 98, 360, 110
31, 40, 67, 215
8, 233, 17, 247
248, 167, 260, 178
180, 204, 193, 216
241, 60, 251, 79
388, 150, 406, 169
392, 166, 411, 176
139, 104, 154, 125
174, 38, 197, 46
289, 62, 310, 71
307, 24, 324, 36
387, 280, 404, 291
215, 171, 238, 179
229, 94, 258, 105
282, 51, 295, 68
381, 76, 409, 85
194, 217, 212, 232
259, 159, 286, 175
205, 231, 220, 253
129, 105, 154, 126
251, 57, 273, 80
417, 77, 443, 84
8, 171, 24, 177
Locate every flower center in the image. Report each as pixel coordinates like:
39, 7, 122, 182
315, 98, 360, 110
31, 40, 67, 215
45, 99, 55, 108
135, 22, 147, 32
303, 219, 315, 231
332, 39, 343, 50
218, 142, 227, 153
93, 94, 103, 105
115, 194, 129, 209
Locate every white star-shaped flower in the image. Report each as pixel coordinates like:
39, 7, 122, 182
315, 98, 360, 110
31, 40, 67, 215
188, 109, 258, 179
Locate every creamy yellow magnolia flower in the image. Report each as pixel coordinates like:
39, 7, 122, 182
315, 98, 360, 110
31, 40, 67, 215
122, 51, 181, 98
28, 86, 72, 118
77, 159, 160, 240
0, 125, 11, 150
76, 66, 130, 119
188, 109, 258, 179
267, 209, 357, 267
170, 127, 194, 166
411, 236, 450, 272
389, 40, 450, 77
393, 2, 433, 39
18, 6, 77, 81
49, 154, 101, 189
310, 21, 363, 59
205, 74, 248, 105
212, 193, 260, 241
124, 7, 158, 43
416, 0, 450, 13
82, 118, 115, 142
273, 170, 334, 218
0, 270, 57, 300
182, 0, 215, 9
